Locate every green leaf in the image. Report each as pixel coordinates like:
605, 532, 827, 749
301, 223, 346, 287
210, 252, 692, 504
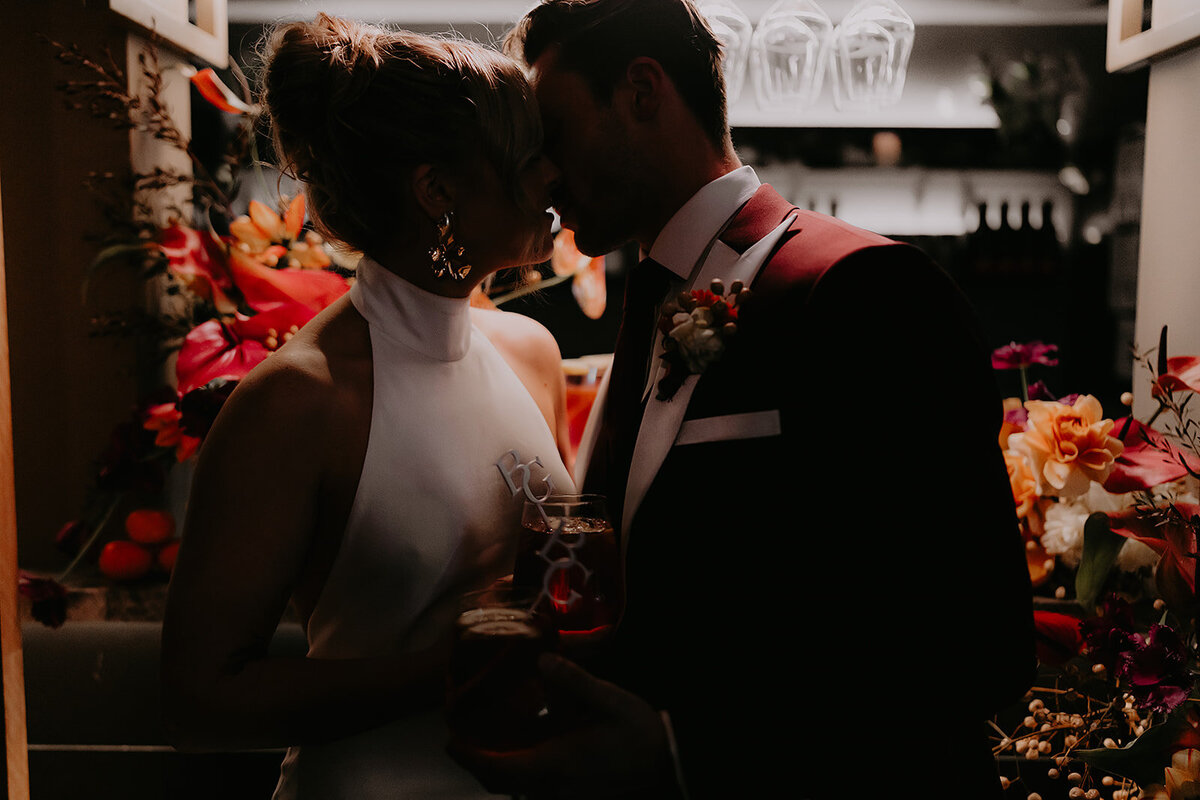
1075, 512, 1126, 612
1076, 710, 1196, 788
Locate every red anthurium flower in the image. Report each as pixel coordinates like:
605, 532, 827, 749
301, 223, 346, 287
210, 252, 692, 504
186, 66, 256, 115
1103, 416, 1200, 493
1107, 503, 1198, 595
1032, 609, 1085, 666
234, 301, 318, 349
176, 317, 271, 395
176, 302, 320, 396
992, 341, 1059, 370
226, 246, 349, 313
158, 224, 238, 314
1154, 355, 1200, 397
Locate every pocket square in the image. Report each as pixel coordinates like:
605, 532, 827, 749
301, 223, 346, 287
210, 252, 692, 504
675, 410, 782, 446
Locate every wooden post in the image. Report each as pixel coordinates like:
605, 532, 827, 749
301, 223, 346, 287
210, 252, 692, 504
0, 161, 31, 799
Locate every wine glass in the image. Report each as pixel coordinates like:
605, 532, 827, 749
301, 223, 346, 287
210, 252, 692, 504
445, 584, 557, 753
698, 0, 755, 105
829, 0, 915, 112
749, 0, 833, 113
516, 493, 621, 646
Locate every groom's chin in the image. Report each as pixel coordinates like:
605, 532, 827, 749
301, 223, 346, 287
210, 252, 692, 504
566, 225, 620, 259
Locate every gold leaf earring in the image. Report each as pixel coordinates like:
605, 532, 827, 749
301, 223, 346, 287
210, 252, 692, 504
428, 211, 470, 280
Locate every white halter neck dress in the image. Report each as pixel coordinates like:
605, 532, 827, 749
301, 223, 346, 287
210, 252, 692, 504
272, 257, 574, 799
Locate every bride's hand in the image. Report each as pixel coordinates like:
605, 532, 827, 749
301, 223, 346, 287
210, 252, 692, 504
447, 653, 680, 799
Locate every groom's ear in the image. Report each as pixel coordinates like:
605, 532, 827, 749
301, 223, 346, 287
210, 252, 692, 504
411, 163, 455, 220
622, 56, 665, 122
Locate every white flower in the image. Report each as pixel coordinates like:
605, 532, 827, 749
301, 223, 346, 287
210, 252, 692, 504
1041, 482, 1131, 567
670, 308, 725, 373
1041, 499, 1091, 567
1116, 538, 1160, 573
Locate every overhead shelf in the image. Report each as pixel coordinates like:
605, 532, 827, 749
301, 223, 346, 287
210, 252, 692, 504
226, 1, 1107, 130
751, 165, 1075, 240
226, 0, 1109, 27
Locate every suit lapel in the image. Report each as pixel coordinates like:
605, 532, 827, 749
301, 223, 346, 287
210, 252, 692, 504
721, 183, 804, 255
620, 211, 797, 551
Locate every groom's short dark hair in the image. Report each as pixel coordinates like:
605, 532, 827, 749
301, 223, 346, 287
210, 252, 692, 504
504, 0, 729, 148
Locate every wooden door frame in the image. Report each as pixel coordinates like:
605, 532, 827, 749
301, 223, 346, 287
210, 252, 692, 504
1, 158, 31, 799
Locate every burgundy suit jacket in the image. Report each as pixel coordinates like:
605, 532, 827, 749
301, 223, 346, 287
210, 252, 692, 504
593, 185, 1035, 798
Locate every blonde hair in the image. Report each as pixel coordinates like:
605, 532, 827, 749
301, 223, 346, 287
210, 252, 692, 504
260, 14, 543, 256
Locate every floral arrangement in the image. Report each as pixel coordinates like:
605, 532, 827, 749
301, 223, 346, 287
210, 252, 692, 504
654, 278, 748, 401
990, 332, 1199, 800
20, 39, 604, 628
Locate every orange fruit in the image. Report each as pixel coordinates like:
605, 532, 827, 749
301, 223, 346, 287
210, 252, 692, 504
124, 509, 175, 544
98, 540, 153, 581
157, 540, 181, 573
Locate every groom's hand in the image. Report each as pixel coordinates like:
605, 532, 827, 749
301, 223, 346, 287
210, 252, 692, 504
447, 653, 682, 799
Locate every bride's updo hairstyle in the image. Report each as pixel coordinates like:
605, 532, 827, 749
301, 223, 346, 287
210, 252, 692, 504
260, 14, 543, 257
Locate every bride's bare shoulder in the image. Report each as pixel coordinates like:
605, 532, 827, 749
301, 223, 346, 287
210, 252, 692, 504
470, 306, 560, 367
220, 297, 371, 426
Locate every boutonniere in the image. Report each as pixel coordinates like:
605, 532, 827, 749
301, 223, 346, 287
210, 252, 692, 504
655, 279, 751, 401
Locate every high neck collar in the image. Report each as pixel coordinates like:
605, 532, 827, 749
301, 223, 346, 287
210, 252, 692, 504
349, 256, 473, 362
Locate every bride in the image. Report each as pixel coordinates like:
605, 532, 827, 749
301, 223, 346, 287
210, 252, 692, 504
160, 14, 574, 798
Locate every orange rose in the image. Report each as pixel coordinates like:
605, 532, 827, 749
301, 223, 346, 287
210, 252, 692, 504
1005, 449, 1038, 520
1009, 395, 1123, 499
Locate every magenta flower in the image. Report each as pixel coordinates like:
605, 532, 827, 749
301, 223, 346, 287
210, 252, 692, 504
18, 574, 68, 629
1027, 381, 1056, 401
1118, 624, 1193, 714
1080, 595, 1138, 672
992, 341, 1060, 370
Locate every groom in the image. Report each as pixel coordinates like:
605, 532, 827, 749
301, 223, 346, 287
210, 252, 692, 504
452, 1, 1035, 797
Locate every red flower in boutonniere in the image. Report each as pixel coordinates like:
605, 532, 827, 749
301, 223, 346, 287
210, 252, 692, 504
655, 279, 751, 401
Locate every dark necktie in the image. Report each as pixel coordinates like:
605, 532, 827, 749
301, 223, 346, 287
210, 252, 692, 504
584, 257, 673, 530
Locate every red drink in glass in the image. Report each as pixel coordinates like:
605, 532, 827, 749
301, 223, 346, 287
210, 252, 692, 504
515, 495, 621, 642
446, 591, 556, 751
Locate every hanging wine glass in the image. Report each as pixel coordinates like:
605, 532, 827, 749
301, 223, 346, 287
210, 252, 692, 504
829, 0, 914, 112
699, 0, 755, 105
749, 0, 834, 113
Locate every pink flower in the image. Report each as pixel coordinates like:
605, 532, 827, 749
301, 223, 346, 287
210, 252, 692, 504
992, 341, 1059, 370
1118, 624, 1192, 714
